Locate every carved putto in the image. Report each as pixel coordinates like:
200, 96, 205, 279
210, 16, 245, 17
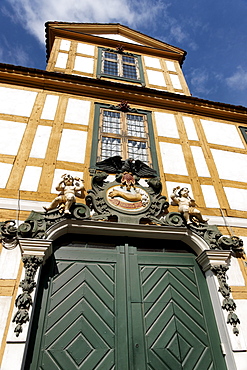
44, 174, 84, 214
170, 186, 208, 225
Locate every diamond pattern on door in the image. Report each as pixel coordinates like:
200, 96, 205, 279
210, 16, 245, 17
140, 265, 214, 370
41, 262, 115, 370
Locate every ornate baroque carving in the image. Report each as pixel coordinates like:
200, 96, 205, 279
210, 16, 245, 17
0, 203, 91, 246
189, 224, 244, 253
211, 264, 240, 335
13, 255, 43, 336
86, 167, 169, 223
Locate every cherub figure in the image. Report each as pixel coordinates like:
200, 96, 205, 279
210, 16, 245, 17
170, 186, 208, 224
44, 174, 84, 214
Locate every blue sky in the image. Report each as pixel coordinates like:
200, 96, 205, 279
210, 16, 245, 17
1, 0, 247, 107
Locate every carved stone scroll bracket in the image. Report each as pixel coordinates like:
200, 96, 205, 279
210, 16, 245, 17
12, 239, 52, 337
190, 224, 244, 254
197, 250, 240, 336
0, 220, 18, 249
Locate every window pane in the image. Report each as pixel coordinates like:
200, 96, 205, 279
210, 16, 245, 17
102, 111, 121, 134
104, 60, 118, 76
127, 114, 146, 138
128, 140, 148, 163
101, 136, 121, 160
123, 64, 137, 79
122, 55, 135, 64
104, 52, 117, 60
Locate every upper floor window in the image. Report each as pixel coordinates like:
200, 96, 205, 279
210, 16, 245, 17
91, 103, 158, 171
97, 48, 145, 84
100, 109, 149, 164
239, 126, 247, 144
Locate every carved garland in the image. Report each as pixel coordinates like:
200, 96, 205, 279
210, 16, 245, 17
12, 255, 43, 337
211, 264, 240, 335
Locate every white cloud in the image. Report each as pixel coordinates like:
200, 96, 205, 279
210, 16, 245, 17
188, 68, 211, 95
170, 25, 187, 43
5, 0, 166, 43
226, 66, 247, 91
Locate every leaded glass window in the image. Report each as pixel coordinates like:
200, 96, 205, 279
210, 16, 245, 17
102, 51, 139, 80
98, 109, 151, 165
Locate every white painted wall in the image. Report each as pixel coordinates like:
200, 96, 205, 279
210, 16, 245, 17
165, 60, 176, 72
60, 39, 71, 51
0, 87, 37, 117
201, 119, 244, 148
201, 185, 220, 208
19, 166, 42, 191
0, 246, 21, 279
211, 149, 247, 182
1, 343, 26, 370
154, 112, 179, 138
224, 187, 247, 212
40, 94, 59, 120
57, 129, 87, 163
64, 98, 91, 125
0, 120, 26, 155
94, 34, 141, 45
159, 142, 188, 175
227, 258, 245, 286
74, 56, 94, 74
146, 70, 166, 87
143, 56, 161, 69
182, 116, 199, 140
0, 296, 12, 345
169, 74, 182, 89
234, 351, 247, 370
51, 169, 84, 193
239, 236, 247, 254
0, 163, 12, 188
191, 146, 210, 177
29, 126, 52, 158
55, 52, 68, 69
77, 42, 95, 56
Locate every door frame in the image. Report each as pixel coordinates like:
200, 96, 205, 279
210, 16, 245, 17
19, 219, 236, 370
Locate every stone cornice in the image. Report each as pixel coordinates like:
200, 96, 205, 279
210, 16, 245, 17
0, 63, 247, 123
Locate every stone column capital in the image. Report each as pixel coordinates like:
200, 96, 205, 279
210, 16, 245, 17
196, 250, 231, 272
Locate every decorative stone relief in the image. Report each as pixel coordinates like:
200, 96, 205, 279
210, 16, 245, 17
12, 255, 43, 337
86, 156, 169, 224
211, 264, 240, 336
170, 185, 244, 254
0, 202, 90, 247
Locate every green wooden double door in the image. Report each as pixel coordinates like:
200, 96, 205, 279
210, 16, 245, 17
25, 242, 226, 370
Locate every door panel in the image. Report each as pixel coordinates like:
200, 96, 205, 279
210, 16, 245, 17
24, 243, 226, 370
135, 252, 225, 370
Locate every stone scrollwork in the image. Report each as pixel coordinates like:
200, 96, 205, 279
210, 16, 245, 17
190, 224, 244, 254
0, 202, 91, 248
0, 220, 19, 249
86, 169, 169, 224
211, 264, 240, 336
13, 255, 43, 337
162, 212, 185, 227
